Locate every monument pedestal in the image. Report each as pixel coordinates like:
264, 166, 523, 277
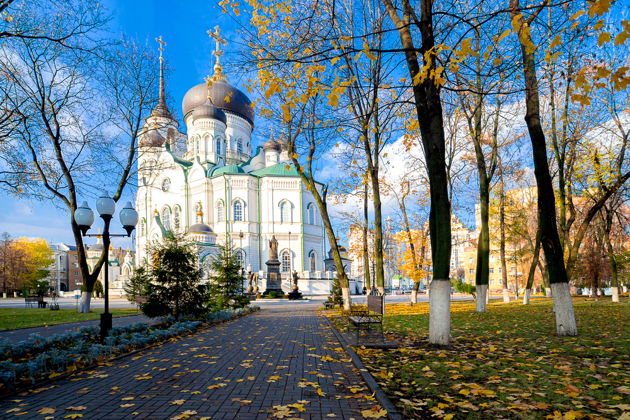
263, 259, 283, 295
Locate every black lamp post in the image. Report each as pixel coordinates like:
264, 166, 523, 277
74, 196, 138, 339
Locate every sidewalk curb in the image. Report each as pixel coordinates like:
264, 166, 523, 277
324, 316, 402, 420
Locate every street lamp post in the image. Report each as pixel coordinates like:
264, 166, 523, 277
74, 196, 138, 339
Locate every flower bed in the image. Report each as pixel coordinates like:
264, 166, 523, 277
0, 305, 260, 393
0, 320, 201, 392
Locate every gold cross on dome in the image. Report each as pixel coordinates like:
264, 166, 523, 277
156, 35, 166, 61
207, 26, 227, 80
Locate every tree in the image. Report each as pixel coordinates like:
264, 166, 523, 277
208, 244, 248, 310
140, 235, 206, 320
0, 1, 159, 312
509, 0, 577, 336
381, 0, 453, 345
123, 266, 150, 305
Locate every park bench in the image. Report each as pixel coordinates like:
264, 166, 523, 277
348, 294, 384, 341
24, 297, 47, 308
324, 301, 335, 309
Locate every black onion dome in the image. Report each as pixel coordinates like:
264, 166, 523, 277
140, 128, 165, 148
263, 138, 281, 152
187, 223, 214, 234
192, 100, 227, 124
182, 80, 254, 126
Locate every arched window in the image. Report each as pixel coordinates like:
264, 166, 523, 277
162, 207, 171, 230
309, 250, 317, 272
216, 137, 222, 155
237, 138, 243, 154
236, 249, 245, 268
281, 250, 291, 272
233, 200, 243, 221
217, 200, 225, 222
173, 205, 181, 231
307, 203, 315, 225
279, 200, 292, 223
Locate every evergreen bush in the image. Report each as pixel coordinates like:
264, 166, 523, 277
207, 244, 249, 310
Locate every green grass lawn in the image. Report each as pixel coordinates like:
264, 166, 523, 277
330, 297, 630, 419
0, 307, 141, 330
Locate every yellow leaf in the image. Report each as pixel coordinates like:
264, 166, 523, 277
169, 400, 185, 406
65, 406, 86, 411
588, 0, 612, 16
598, 32, 611, 46
120, 404, 135, 408
37, 408, 55, 415
65, 415, 83, 419
360, 407, 388, 419
564, 411, 585, 420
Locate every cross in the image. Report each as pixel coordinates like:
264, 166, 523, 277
207, 26, 227, 79
156, 35, 166, 62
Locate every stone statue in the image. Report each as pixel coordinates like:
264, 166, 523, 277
292, 271, 299, 286
269, 235, 279, 260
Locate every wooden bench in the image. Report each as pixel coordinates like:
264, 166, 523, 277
25, 297, 46, 308
324, 301, 335, 310
348, 294, 384, 341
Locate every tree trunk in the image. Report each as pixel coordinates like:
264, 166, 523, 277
551, 282, 577, 336
523, 288, 531, 305
603, 209, 620, 302
499, 171, 509, 303
510, 0, 576, 336
410, 288, 418, 304
341, 287, 351, 311
363, 181, 371, 290
476, 284, 488, 312
370, 166, 385, 292
79, 291, 92, 313
523, 230, 541, 305
429, 279, 451, 345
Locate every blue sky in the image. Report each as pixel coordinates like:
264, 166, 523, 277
0, 0, 249, 248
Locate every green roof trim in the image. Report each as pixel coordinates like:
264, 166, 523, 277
165, 143, 193, 167
250, 162, 300, 177
210, 164, 245, 177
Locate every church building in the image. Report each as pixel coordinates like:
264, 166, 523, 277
135, 30, 327, 290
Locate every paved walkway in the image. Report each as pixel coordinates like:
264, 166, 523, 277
0, 304, 382, 419
0, 314, 160, 343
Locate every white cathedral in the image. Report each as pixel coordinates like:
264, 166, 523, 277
135, 31, 334, 293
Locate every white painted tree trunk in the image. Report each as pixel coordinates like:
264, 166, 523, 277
377, 286, 385, 295
523, 288, 531, 305
611, 286, 619, 303
429, 280, 451, 345
341, 287, 351, 311
502, 288, 510, 303
79, 291, 92, 313
545, 287, 551, 297
410, 289, 418, 304
486, 290, 489, 304
476, 284, 487, 312
623, 285, 628, 293
551, 282, 577, 336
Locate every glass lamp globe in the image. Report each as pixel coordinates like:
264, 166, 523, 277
74, 201, 94, 235
96, 194, 115, 217
119, 201, 138, 235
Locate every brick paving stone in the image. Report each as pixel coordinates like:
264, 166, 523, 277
0, 304, 382, 419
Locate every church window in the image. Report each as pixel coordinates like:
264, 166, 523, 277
236, 249, 245, 268
281, 250, 291, 272
173, 206, 181, 231
233, 200, 244, 221
216, 138, 222, 155
237, 138, 243, 154
162, 207, 171, 230
279, 200, 292, 223
309, 250, 317, 272
217, 201, 225, 222
307, 203, 315, 224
